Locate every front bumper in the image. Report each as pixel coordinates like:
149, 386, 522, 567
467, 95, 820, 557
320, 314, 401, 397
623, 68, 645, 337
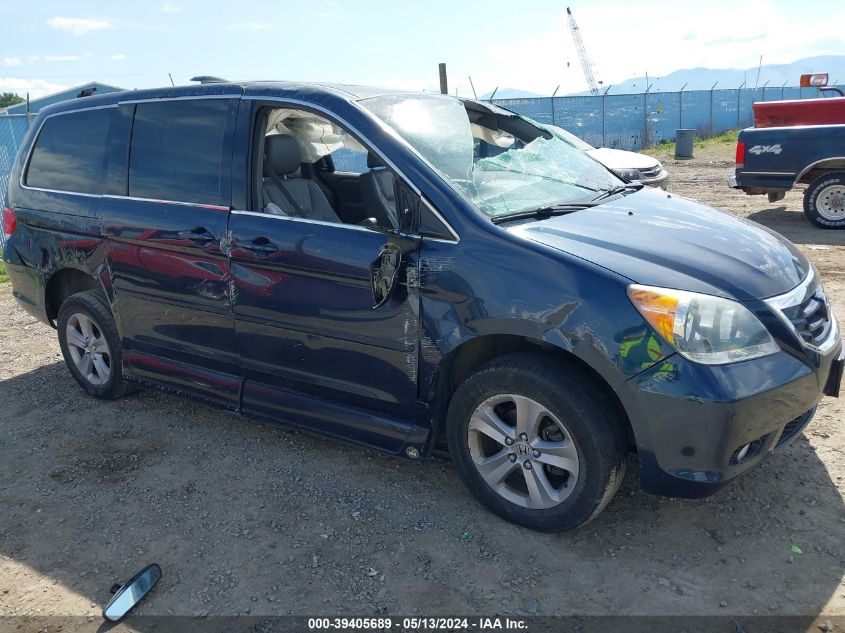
620, 341, 843, 498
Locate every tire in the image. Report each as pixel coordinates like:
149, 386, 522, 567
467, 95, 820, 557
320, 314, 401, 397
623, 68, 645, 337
445, 353, 627, 532
57, 289, 130, 400
803, 172, 845, 229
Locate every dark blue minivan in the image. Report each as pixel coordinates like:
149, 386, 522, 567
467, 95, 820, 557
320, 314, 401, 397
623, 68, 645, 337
3, 82, 842, 531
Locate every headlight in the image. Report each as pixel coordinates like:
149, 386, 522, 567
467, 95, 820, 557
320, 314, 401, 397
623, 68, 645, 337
614, 168, 640, 181
627, 285, 779, 364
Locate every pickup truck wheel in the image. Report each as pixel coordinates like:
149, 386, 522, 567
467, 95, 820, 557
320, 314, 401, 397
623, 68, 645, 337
445, 353, 627, 532
804, 172, 845, 229
57, 289, 130, 400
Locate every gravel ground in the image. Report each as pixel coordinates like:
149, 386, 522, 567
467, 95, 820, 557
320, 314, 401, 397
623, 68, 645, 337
0, 142, 843, 628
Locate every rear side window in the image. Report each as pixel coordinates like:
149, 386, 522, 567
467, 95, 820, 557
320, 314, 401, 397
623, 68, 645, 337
129, 100, 230, 206
26, 108, 112, 194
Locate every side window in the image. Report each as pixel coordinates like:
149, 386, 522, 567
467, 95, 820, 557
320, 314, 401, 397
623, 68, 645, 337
330, 147, 368, 173
129, 100, 230, 206
26, 108, 112, 194
259, 106, 399, 228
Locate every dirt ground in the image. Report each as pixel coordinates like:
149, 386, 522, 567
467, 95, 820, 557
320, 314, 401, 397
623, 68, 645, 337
0, 141, 843, 629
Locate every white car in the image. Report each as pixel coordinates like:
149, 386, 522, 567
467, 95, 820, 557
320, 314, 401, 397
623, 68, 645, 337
547, 125, 669, 188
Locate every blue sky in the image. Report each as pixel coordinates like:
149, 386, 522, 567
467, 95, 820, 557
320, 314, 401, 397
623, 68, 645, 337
1, 0, 844, 98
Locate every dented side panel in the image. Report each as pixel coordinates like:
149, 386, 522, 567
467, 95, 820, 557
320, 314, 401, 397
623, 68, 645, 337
3, 206, 107, 323
416, 231, 674, 407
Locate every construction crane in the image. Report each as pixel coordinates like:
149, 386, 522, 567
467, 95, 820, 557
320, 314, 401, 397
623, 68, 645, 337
566, 6, 601, 95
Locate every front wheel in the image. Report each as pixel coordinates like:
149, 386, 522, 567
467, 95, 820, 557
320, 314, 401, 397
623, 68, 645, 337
803, 172, 845, 229
445, 353, 628, 532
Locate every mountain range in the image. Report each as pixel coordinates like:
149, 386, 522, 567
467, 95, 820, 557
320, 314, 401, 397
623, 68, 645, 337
482, 55, 845, 98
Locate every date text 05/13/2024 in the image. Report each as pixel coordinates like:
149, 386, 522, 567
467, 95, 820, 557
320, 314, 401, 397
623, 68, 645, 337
307, 617, 528, 630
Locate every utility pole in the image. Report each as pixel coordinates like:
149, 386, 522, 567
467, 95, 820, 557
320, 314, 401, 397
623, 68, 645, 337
438, 63, 448, 95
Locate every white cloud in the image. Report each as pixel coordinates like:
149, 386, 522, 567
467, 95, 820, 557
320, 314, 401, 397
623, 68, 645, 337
161, 3, 181, 13
46, 16, 113, 36
26, 55, 40, 64
3, 57, 22, 67
317, 0, 340, 19
112, 53, 127, 61
0, 77, 68, 99
44, 54, 84, 62
228, 22, 281, 31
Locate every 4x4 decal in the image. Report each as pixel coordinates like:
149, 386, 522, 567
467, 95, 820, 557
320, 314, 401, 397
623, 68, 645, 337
748, 144, 782, 155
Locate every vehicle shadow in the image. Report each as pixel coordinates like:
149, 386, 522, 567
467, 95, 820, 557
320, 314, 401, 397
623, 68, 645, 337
748, 205, 845, 246
0, 361, 843, 621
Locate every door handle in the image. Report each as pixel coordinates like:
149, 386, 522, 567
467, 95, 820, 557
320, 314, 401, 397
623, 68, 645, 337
241, 237, 280, 253
178, 227, 217, 243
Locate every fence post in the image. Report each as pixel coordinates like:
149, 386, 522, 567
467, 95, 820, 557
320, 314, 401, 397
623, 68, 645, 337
550, 97, 556, 126
642, 89, 649, 150
736, 82, 745, 129
602, 93, 606, 147
709, 81, 718, 135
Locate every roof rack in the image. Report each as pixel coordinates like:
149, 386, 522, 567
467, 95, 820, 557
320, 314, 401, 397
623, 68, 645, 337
190, 76, 229, 84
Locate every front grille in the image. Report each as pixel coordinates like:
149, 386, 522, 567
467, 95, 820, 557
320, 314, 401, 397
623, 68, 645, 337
639, 165, 663, 179
780, 289, 833, 347
765, 269, 838, 352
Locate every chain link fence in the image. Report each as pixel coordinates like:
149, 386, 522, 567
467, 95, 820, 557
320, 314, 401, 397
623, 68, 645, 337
1, 114, 34, 248
493, 85, 839, 152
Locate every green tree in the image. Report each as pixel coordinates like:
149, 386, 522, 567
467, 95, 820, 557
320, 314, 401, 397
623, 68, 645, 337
0, 92, 25, 109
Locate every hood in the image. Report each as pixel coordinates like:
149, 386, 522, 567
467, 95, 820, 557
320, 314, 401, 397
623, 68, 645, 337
509, 187, 809, 301
587, 147, 660, 170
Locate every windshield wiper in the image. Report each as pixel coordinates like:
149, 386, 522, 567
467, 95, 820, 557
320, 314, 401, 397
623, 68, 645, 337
590, 183, 644, 202
491, 202, 599, 225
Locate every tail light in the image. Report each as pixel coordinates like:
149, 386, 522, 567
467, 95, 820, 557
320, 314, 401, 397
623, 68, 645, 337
735, 141, 745, 168
1, 207, 15, 235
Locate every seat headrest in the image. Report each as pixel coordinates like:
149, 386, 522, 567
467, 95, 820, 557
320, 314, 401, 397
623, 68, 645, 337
367, 152, 386, 169
265, 134, 301, 176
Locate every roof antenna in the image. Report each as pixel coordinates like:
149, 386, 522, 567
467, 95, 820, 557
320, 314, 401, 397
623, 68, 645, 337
168, 73, 175, 87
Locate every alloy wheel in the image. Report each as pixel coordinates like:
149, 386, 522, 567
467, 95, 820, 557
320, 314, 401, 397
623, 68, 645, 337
467, 394, 580, 509
65, 312, 111, 385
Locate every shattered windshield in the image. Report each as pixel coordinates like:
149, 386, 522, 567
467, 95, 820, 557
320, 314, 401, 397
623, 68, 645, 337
360, 94, 621, 218
544, 124, 595, 152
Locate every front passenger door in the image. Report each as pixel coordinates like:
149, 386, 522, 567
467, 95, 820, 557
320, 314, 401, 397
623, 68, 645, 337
228, 103, 421, 449
229, 213, 421, 441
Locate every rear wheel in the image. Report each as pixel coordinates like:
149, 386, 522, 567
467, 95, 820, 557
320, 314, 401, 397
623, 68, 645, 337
57, 289, 130, 399
803, 172, 845, 229
445, 353, 627, 532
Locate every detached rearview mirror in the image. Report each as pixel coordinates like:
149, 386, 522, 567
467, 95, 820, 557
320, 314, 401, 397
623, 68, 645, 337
102, 563, 162, 623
